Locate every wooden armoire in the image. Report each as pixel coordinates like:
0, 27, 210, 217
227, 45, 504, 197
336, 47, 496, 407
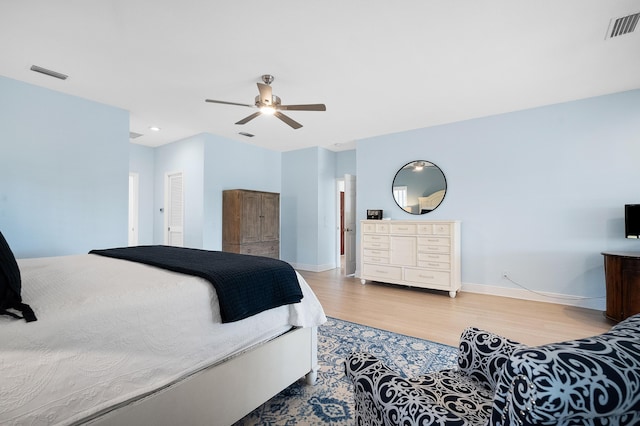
222, 189, 280, 259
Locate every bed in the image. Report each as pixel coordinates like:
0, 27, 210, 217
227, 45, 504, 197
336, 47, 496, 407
418, 189, 446, 213
0, 247, 327, 426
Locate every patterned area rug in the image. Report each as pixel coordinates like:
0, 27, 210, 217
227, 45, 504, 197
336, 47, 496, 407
234, 317, 458, 425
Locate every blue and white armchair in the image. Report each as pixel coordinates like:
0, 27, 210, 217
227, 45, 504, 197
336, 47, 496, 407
345, 314, 640, 425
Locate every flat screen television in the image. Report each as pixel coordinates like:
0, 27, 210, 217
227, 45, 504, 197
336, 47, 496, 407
625, 204, 640, 238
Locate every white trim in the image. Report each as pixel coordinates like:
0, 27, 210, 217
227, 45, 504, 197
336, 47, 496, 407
461, 281, 606, 311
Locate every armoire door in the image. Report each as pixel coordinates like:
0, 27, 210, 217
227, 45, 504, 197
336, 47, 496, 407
260, 193, 280, 242
240, 191, 261, 244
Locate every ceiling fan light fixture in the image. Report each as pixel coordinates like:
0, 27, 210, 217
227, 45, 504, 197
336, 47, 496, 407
260, 105, 276, 115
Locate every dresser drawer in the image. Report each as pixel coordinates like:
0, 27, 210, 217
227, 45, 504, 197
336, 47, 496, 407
417, 260, 450, 270
362, 240, 389, 250
418, 237, 450, 247
363, 234, 390, 244
404, 268, 450, 286
434, 223, 452, 235
362, 264, 403, 281
417, 252, 450, 263
362, 222, 375, 233
390, 223, 417, 234
418, 244, 449, 254
417, 223, 452, 235
363, 256, 389, 264
362, 222, 390, 233
363, 248, 389, 258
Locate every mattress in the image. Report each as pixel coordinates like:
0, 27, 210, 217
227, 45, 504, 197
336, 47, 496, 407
0, 254, 326, 425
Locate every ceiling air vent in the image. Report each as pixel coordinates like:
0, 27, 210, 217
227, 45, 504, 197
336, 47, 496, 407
129, 132, 144, 139
239, 132, 255, 137
606, 12, 640, 39
30, 65, 68, 80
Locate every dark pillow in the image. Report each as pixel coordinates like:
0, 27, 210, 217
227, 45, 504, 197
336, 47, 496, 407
0, 231, 37, 322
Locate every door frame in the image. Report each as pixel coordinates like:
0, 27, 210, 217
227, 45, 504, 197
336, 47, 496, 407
164, 171, 184, 246
335, 178, 345, 268
336, 175, 356, 275
128, 172, 139, 246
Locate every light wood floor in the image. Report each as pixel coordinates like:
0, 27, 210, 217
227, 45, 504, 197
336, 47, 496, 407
299, 267, 614, 347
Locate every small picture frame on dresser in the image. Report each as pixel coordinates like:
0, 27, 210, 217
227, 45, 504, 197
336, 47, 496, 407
367, 209, 383, 220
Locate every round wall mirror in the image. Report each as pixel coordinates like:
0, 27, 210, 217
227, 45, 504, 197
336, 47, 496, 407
392, 160, 447, 214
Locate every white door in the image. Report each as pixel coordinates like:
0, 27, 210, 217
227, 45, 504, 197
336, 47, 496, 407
344, 174, 356, 276
165, 172, 184, 247
128, 173, 139, 246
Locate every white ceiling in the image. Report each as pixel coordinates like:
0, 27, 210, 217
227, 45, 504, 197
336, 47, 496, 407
1, 1, 639, 152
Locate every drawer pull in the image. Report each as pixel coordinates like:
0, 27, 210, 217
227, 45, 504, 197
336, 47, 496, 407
376, 270, 388, 274
420, 275, 435, 279
427, 263, 439, 267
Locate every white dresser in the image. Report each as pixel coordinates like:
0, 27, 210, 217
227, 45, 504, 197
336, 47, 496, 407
360, 220, 461, 297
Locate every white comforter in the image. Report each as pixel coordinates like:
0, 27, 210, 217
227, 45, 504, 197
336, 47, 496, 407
0, 254, 326, 425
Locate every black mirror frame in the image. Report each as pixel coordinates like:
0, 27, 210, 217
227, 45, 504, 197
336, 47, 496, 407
391, 160, 447, 215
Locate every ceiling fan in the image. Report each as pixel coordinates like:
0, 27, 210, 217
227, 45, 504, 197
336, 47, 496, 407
205, 75, 326, 129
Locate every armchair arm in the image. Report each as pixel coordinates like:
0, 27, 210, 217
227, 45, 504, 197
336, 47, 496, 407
457, 327, 526, 391
490, 328, 640, 425
345, 352, 467, 426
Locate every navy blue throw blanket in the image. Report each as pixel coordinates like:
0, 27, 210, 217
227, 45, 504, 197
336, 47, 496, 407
89, 246, 303, 323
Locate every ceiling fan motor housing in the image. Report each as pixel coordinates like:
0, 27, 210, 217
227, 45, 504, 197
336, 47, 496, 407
255, 95, 281, 107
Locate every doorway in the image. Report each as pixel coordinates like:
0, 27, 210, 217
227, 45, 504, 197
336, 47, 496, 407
336, 174, 356, 276
164, 171, 184, 247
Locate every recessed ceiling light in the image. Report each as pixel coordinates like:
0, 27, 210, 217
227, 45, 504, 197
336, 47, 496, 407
149, 126, 161, 132
239, 132, 255, 137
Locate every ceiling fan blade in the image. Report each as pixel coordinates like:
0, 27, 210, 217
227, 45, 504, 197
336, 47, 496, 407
235, 111, 262, 125
274, 111, 303, 129
257, 83, 273, 106
278, 103, 326, 111
205, 99, 254, 108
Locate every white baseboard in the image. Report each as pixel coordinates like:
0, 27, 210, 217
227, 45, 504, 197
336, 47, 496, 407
290, 262, 336, 273
462, 282, 606, 311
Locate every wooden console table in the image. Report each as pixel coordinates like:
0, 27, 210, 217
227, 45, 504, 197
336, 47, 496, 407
602, 252, 640, 322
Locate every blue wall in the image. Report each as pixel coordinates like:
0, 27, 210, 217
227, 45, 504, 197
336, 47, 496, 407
0, 76, 129, 258
356, 89, 640, 309
148, 132, 281, 250
281, 147, 339, 271
336, 149, 356, 176
282, 148, 320, 268
153, 136, 205, 248
203, 133, 281, 250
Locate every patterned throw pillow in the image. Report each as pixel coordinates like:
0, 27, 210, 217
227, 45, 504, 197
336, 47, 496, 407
0, 230, 36, 322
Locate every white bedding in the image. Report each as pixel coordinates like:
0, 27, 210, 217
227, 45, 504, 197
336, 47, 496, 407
0, 254, 326, 425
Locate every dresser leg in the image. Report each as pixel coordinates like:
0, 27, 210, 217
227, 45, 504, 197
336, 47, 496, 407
449, 290, 457, 298
360, 279, 366, 285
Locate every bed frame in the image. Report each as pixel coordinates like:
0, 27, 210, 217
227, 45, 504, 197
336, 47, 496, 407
87, 326, 318, 426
